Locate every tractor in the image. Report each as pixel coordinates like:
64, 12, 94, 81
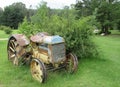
7, 32, 78, 83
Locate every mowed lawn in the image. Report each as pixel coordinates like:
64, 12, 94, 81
0, 30, 9, 38
0, 30, 19, 38
0, 31, 120, 87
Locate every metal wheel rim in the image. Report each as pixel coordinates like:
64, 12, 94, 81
66, 53, 78, 73
30, 59, 46, 83
8, 37, 19, 65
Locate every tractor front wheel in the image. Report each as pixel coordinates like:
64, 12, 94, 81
30, 58, 47, 83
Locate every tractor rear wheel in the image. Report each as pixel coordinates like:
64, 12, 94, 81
7, 37, 27, 65
30, 58, 47, 83
65, 53, 78, 73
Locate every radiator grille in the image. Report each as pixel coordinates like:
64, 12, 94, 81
51, 43, 65, 63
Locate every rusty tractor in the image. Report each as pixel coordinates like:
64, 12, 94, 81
7, 32, 78, 83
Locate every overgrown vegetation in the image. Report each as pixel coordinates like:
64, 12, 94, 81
0, 25, 12, 34
19, 2, 97, 59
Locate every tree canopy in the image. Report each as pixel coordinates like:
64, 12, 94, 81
75, 0, 120, 34
0, 2, 27, 29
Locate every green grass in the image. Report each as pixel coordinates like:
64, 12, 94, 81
0, 30, 19, 38
110, 29, 120, 35
0, 31, 120, 87
0, 30, 9, 38
12, 30, 19, 34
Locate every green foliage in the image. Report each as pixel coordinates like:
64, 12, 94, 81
18, 17, 36, 37
4, 27, 12, 34
0, 25, 8, 30
49, 16, 97, 58
0, 7, 3, 24
19, 2, 98, 59
75, 0, 100, 18
31, 1, 50, 30
1, 2, 27, 29
75, 0, 120, 34
0, 25, 12, 34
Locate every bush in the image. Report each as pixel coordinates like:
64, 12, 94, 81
18, 17, 36, 37
0, 25, 12, 34
18, 3, 98, 59
0, 25, 7, 30
19, 16, 98, 59
4, 27, 12, 34
47, 16, 97, 58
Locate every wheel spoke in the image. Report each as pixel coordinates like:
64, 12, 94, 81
8, 37, 26, 66
10, 40, 15, 49
36, 64, 43, 76
66, 53, 78, 73
35, 64, 43, 82
9, 46, 15, 52
13, 56, 18, 65
14, 41, 18, 47
31, 62, 43, 82
30, 59, 46, 83
10, 54, 16, 58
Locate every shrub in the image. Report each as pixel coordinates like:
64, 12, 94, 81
46, 16, 97, 58
0, 25, 12, 34
0, 25, 8, 30
18, 3, 98, 59
19, 16, 98, 59
4, 27, 12, 34
18, 17, 36, 37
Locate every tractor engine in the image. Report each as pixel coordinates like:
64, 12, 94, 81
30, 33, 66, 65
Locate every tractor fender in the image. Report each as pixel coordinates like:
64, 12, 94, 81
10, 34, 30, 46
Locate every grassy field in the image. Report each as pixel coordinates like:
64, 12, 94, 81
0, 30, 9, 38
0, 30, 120, 87
0, 30, 19, 38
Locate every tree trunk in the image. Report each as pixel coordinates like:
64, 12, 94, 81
100, 25, 111, 35
105, 26, 108, 35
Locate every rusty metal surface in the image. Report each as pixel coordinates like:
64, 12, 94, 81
30, 32, 64, 44
32, 48, 49, 64
50, 43, 66, 63
66, 53, 78, 73
30, 32, 49, 43
12, 34, 30, 46
7, 36, 28, 65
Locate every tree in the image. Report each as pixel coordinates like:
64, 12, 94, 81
96, 0, 120, 34
0, 7, 3, 24
31, 1, 50, 29
26, 6, 37, 22
1, 2, 27, 29
75, 0, 101, 18
75, 0, 120, 34
112, 1, 120, 31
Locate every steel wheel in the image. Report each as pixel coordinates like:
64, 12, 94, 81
30, 58, 47, 83
65, 53, 78, 73
7, 37, 25, 65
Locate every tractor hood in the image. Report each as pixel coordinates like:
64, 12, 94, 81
43, 35, 64, 44
30, 32, 64, 44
